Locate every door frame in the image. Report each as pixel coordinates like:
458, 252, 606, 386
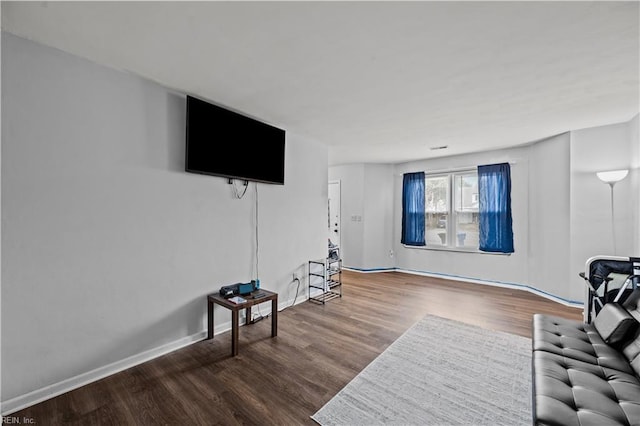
328, 180, 341, 251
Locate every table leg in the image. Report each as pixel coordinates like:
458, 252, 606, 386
271, 297, 278, 337
207, 300, 214, 340
231, 309, 239, 356
246, 306, 252, 325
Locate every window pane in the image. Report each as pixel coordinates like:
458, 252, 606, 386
425, 176, 449, 246
453, 172, 479, 248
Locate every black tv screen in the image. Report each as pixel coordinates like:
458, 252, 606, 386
185, 95, 286, 185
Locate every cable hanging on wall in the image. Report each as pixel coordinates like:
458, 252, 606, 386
255, 182, 259, 280
229, 178, 249, 199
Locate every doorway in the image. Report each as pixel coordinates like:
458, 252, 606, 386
328, 180, 341, 252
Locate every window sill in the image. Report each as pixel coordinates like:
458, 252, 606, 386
402, 244, 511, 256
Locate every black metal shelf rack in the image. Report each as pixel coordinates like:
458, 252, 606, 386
308, 246, 342, 304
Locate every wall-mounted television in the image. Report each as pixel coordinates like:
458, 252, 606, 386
185, 95, 286, 185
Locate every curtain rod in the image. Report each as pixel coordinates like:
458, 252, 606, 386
406, 161, 518, 176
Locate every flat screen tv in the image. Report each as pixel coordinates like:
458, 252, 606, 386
185, 95, 286, 185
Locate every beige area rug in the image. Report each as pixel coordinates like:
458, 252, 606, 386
311, 315, 531, 426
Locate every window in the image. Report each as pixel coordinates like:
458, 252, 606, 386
426, 171, 479, 249
402, 163, 513, 253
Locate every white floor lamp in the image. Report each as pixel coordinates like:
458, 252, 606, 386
596, 169, 629, 255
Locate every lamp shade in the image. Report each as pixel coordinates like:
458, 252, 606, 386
596, 169, 629, 184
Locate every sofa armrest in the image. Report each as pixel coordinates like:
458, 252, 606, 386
593, 302, 638, 345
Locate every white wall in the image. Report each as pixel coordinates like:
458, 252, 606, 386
1, 33, 328, 407
331, 117, 639, 304
362, 164, 395, 270
328, 164, 395, 270
0, 26, 3, 414
328, 164, 365, 268
570, 119, 638, 288
393, 145, 534, 291
630, 115, 640, 255
528, 133, 572, 300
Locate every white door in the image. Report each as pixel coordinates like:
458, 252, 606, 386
328, 180, 341, 251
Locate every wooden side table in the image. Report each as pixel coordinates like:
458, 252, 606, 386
207, 289, 278, 356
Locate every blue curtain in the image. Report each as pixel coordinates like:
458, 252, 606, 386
401, 172, 426, 246
478, 163, 514, 253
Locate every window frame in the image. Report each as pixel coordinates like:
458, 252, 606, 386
424, 169, 479, 253
401, 165, 513, 256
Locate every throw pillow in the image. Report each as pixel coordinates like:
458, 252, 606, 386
594, 302, 638, 345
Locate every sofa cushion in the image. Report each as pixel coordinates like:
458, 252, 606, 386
532, 314, 636, 374
594, 303, 639, 345
532, 350, 640, 426
620, 327, 640, 378
620, 290, 640, 377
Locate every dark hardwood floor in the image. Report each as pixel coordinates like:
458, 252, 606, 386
11, 270, 582, 425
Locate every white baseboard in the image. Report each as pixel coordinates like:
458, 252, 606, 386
1, 295, 305, 416
344, 266, 583, 309
1, 331, 206, 416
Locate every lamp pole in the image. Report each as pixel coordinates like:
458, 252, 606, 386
596, 169, 628, 256
608, 182, 617, 255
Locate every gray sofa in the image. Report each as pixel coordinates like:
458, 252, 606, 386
532, 288, 640, 426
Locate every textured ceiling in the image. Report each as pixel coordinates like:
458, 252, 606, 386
2, 1, 639, 165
